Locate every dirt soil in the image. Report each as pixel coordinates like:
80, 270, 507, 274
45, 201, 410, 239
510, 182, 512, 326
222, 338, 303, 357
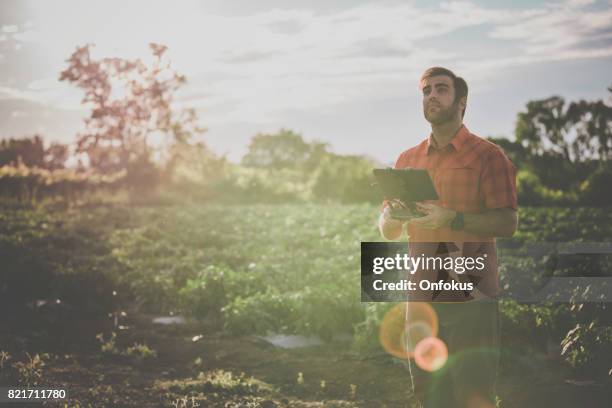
1, 306, 611, 408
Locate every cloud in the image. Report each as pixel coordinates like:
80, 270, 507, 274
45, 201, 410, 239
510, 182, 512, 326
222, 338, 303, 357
1, 25, 19, 33
489, 0, 612, 56
219, 50, 286, 63
3, 0, 612, 127
0, 76, 83, 111
10, 110, 28, 118
336, 37, 412, 59
265, 19, 306, 35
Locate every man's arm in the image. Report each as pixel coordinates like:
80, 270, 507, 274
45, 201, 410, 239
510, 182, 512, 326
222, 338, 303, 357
379, 150, 415, 240
464, 208, 517, 237
409, 203, 518, 238
378, 204, 406, 240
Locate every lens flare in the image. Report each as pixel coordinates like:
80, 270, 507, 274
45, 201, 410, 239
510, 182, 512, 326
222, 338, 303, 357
379, 302, 438, 359
403, 321, 434, 354
414, 336, 448, 372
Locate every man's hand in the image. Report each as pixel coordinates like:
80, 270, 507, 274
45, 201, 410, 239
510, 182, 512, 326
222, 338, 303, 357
379, 199, 409, 240
408, 202, 456, 230
386, 199, 415, 220
382, 205, 403, 225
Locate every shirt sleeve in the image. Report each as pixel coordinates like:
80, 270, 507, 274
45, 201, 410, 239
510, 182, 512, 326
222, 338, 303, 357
480, 147, 518, 210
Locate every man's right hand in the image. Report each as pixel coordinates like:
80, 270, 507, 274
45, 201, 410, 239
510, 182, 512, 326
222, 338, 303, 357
379, 199, 409, 240
382, 204, 406, 226
387, 198, 418, 220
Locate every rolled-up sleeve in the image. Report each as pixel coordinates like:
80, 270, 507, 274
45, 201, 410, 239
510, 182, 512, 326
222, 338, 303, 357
480, 147, 518, 210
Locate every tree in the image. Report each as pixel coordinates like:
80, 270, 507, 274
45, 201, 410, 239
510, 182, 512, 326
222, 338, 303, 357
0, 135, 45, 167
43, 142, 69, 170
0, 136, 68, 170
516, 90, 612, 163
312, 153, 379, 203
59, 43, 205, 185
570, 96, 612, 162
516, 96, 575, 161
241, 129, 328, 170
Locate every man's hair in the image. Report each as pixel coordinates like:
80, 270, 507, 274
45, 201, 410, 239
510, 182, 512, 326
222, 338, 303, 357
420, 66, 468, 118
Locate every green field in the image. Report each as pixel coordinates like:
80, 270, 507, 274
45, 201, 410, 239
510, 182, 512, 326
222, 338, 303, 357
1, 202, 612, 406
3, 203, 611, 342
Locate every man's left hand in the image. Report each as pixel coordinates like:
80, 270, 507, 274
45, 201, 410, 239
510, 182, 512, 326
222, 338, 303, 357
409, 202, 456, 230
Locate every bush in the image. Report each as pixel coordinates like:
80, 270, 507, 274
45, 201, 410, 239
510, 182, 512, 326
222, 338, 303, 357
517, 170, 576, 206
312, 154, 380, 203
210, 165, 307, 203
178, 265, 229, 322
222, 288, 299, 334
579, 163, 612, 206
561, 321, 612, 376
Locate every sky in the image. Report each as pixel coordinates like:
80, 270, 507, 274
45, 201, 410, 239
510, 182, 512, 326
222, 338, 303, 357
1, 0, 611, 165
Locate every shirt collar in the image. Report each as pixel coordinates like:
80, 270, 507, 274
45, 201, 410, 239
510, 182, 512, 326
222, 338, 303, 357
426, 124, 469, 155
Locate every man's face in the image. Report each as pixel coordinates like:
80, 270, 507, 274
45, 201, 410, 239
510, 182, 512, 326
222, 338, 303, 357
420, 75, 462, 125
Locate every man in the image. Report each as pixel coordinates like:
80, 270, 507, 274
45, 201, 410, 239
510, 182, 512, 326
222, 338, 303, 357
378, 67, 518, 407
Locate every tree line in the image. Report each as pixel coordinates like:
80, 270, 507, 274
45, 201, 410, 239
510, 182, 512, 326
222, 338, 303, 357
0, 42, 610, 206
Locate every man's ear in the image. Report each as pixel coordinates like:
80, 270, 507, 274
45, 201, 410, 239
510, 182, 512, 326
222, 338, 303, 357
459, 96, 467, 111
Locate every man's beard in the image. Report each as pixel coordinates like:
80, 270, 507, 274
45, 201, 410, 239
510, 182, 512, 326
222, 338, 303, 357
424, 101, 460, 125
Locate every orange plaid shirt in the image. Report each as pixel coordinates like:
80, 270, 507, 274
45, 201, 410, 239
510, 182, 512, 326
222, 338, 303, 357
381, 125, 517, 298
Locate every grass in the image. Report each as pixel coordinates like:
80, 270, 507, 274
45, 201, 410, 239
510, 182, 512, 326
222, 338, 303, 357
2, 202, 611, 366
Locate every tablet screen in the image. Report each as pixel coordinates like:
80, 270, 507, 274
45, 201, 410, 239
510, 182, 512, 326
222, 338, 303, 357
372, 168, 439, 203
